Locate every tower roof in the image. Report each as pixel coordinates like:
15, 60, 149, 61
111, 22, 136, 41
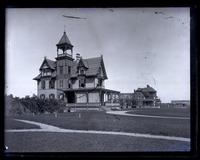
57, 31, 73, 46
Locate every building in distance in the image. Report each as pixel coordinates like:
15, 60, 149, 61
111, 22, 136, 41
120, 85, 161, 108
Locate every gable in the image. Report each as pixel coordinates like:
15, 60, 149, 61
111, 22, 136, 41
42, 63, 48, 69
39, 58, 56, 71
70, 56, 108, 79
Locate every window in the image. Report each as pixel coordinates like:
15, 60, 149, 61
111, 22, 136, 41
59, 66, 63, 74
97, 79, 102, 87
59, 93, 64, 100
80, 69, 84, 74
49, 94, 55, 99
41, 80, 45, 89
40, 94, 45, 99
42, 69, 51, 76
47, 71, 51, 76
68, 66, 71, 74
49, 80, 55, 89
68, 80, 71, 88
59, 80, 63, 88
79, 78, 85, 88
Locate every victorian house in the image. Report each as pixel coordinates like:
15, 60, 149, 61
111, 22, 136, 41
33, 31, 120, 108
133, 85, 161, 107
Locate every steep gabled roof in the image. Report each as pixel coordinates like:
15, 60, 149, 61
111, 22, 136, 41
137, 85, 156, 93
39, 58, 56, 71
77, 58, 88, 69
133, 91, 144, 97
71, 56, 108, 79
33, 70, 56, 81
57, 31, 73, 46
33, 73, 41, 80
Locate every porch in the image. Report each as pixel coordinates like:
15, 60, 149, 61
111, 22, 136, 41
63, 88, 120, 109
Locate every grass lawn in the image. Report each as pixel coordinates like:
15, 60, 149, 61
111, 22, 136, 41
4, 118, 40, 130
126, 108, 190, 117
7, 110, 190, 138
5, 132, 190, 152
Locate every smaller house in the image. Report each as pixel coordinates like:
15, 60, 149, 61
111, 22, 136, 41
133, 85, 161, 107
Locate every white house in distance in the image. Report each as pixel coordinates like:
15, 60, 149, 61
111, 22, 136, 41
33, 31, 120, 109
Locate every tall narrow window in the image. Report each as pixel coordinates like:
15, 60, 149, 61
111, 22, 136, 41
41, 80, 45, 89
68, 66, 71, 74
98, 79, 102, 87
59, 80, 63, 88
79, 78, 86, 88
59, 66, 63, 74
68, 79, 71, 88
49, 80, 55, 89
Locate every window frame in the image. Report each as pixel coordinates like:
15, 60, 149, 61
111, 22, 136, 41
59, 66, 63, 75
59, 80, 63, 88
41, 80, 45, 89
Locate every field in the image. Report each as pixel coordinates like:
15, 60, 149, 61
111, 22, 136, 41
5, 108, 190, 152
126, 107, 190, 117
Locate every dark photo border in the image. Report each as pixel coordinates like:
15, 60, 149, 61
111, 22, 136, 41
1, 0, 199, 159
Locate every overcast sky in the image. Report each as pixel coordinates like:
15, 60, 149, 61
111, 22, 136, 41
5, 8, 190, 102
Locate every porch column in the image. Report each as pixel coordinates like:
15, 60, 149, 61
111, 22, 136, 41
101, 91, 104, 105
86, 92, 89, 103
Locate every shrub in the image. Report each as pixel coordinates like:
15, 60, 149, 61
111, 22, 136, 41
5, 94, 66, 116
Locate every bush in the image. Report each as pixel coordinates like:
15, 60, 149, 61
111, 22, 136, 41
5, 94, 66, 116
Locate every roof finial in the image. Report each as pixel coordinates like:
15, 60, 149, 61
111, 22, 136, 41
44, 56, 46, 59
64, 25, 66, 33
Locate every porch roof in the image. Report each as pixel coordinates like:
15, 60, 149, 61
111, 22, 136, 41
62, 87, 120, 94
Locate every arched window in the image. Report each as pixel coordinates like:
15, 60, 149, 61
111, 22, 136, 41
41, 80, 45, 89
49, 94, 55, 99
49, 80, 55, 89
59, 93, 64, 100
40, 94, 45, 99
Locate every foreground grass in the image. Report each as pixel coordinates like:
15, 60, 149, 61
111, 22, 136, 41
126, 108, 190, 117
5, 118, 40, 130
7, 111, 190, 138
5, 132, 190, 152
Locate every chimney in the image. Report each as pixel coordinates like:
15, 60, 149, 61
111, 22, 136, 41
147, 84, 150, 88
76, 53, 81, 62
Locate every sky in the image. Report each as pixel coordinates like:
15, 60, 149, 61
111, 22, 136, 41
5, 8, 190, 103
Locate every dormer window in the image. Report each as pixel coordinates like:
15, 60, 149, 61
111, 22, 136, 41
80, 68, 85, 75
42, 70, 51, 76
